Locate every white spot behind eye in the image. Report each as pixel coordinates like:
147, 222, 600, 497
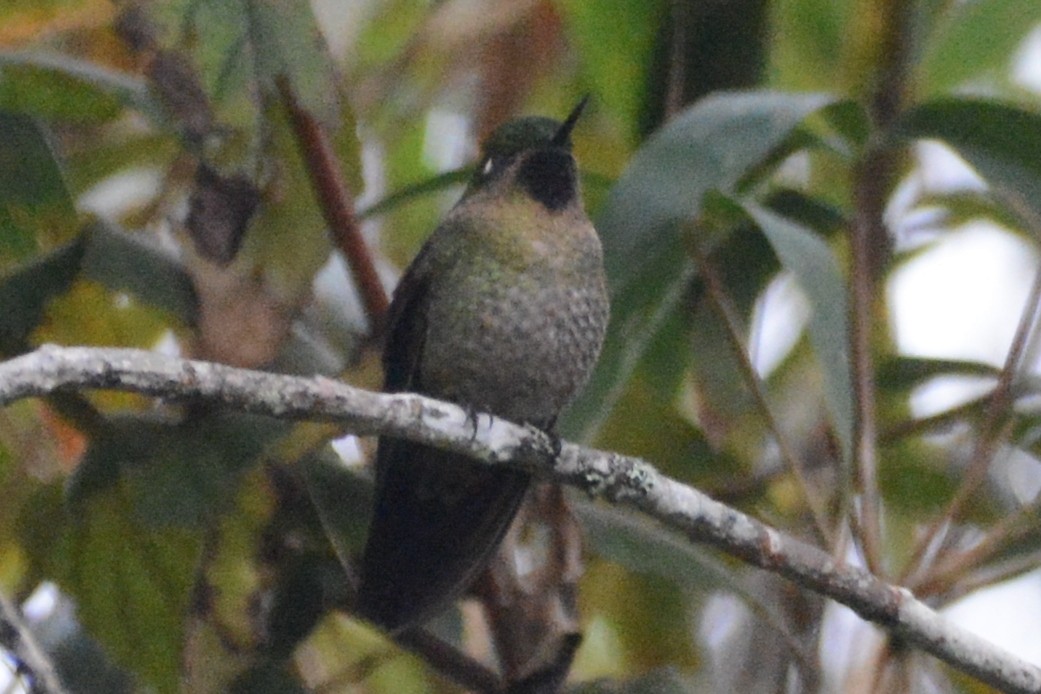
482, 158, 495, 175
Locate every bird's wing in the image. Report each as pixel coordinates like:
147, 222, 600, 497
358, 232, 531, 633
381, 243, 433, 394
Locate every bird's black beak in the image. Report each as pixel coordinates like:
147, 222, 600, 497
551, 95, 590, 148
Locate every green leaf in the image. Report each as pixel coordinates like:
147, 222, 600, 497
743, 202, 852, 464
243, 97, 336, 295
0, 111, 77, 258
566, 92, 840, 441
877, 356, 1000, 392
598, 91, 838, 283
814, 99, 872, 154
911, 189, 1025, 232
764, 188, 847, 238
302, 448, 373, 571
81, 222, 198, 325
577, 500, 718, 589
0, 237, 84, 355
70, 413, 285, 528
879, 440, 962, 515
30, 482, 200, 692
176, 0, 342, 127
898, 98, 1041, 224
683, 199, 785, 425
0, 52, 160, 124
240, 0, 342, 125
561, 235, 694, 441
919, 0, 1041, 94
357, 168, 472, 220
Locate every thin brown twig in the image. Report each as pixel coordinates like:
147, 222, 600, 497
901, 262, 1041, 585
689, 234, 833, 545
913, 491, 1041, 597
848, 145, 891, 576
907, 192, 1041, 592
944, 549, 1041, 603
663, 0, 689, 120
276, 77, 390, 334
846, 0, 918, 580
475, 484, 583, 686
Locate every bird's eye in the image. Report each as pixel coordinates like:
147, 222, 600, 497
482, 157, 496, 176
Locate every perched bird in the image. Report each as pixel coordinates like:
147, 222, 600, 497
356, 99, 609, 633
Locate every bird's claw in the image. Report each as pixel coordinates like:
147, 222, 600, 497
464, 404, 482, 441
547, 430, 563, 458
525, 424, 562, 459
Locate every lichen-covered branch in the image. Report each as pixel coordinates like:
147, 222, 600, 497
1, 345, 1040, 694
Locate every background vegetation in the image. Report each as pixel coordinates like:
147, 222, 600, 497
2, 0, 1041, 691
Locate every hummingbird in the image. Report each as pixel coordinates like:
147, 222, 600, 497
356, 98, 609, 633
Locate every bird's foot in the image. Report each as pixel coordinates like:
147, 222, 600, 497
543, 419, 563, 458
524, 423, 563, 461
463, 403, 482, 442
546, 429, 563, 459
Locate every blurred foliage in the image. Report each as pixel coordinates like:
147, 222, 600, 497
1, 0, 1041, 692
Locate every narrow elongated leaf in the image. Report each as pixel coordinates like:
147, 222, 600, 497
578, 500, 717, 589
743, 202, 852, 463
0, 238, 84, 355
357, 168, 472, 220
877, 356, 1000, 392
764, 188, 847, 241
81, 222, 198, 325
303, 449, 372, 572
898, 99, 1041, 224
912, 189, 1024, 232
240, 0, 341, 125
0, 111, 77, 257
566, 92, 842, 440
0, 52, 160, 124
561, 235, 694, 440
598, 91, 838, 284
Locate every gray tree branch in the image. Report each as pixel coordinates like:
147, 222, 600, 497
0, 345, 1039, 694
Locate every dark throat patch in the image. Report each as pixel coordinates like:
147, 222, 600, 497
517, 148, 577, 212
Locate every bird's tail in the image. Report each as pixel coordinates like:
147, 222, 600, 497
356, 438, 531, 633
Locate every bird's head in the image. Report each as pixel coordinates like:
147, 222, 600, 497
463, 97, 588, 211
